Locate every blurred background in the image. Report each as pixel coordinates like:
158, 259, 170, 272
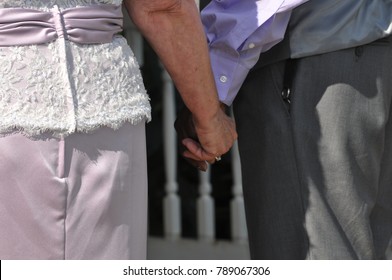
123, 0, 250, 259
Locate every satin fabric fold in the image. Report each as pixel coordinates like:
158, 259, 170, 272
0, 4, 123, 46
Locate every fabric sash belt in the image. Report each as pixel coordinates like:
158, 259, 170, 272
0, 4, 123, 46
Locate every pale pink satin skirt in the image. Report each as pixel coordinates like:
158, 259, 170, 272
0, 123, 147, 259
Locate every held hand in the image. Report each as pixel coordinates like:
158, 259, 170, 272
175, 106, 208, 171
175, 104, 237, 171
190, 104, 237, 163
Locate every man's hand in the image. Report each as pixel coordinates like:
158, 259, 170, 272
175, 106, 208, 171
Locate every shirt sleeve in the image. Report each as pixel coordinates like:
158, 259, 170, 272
201, 0, 309, 105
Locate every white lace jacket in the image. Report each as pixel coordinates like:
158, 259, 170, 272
0, 0, 151, 137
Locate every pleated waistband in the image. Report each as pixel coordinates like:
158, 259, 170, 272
0, 4, 123, 46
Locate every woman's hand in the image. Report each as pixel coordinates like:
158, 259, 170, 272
175, 104, 237, 171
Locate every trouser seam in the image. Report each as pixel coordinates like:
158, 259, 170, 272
286, 63, 312, 260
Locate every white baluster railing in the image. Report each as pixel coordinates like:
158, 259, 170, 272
230, 140, 248, 242
195, 0, 200, 9
162, 68, 181, 239
197, 168, 215, 241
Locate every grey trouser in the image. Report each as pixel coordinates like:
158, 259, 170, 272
0, 123, 147, 259
234, 38, 392, 259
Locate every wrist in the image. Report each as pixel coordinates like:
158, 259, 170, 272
192, 101, 225, 129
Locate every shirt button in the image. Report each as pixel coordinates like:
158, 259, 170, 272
248, 43, 256, 49
220, 75, 228, 83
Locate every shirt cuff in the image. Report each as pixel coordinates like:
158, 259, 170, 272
209, 47, 251, 106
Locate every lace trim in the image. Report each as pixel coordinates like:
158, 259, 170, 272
0, 35, 151, 137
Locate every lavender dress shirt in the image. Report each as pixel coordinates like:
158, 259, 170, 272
201, 0, 308, 105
